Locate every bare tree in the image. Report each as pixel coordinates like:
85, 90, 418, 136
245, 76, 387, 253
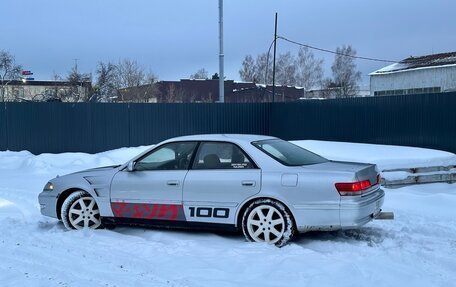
241, 52, 301, 86
0, 50, 22, 102
146, 72, 158, 84
239, 55, 257, 82
320, 78, 340, 99
275, 52, 297, 86
330, 45, 361, 97
255, 53, 273, 85
94, 62, 118, 102
161, 83, 185, 103
190, 68, 208, 80
65, 66, 92, 102
41, 72, 66, 101
115, 59, 146, 88
141, 71, 160, 102
295, 46, 324, 93
110, 59, 161, 102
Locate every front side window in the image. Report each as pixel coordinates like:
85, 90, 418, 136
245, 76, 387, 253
135, 142, 197, 171
193, 142, 255, 170
252, 139, 327, 166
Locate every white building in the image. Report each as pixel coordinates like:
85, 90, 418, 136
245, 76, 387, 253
304, 87, 370, 99
0, 80, 91, 102
370, 52, 456, 96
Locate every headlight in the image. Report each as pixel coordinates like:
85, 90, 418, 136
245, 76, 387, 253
43, 182, 54, 192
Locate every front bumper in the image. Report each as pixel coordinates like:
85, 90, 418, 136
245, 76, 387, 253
38, 192, 58, 218
340, 188, 385, 228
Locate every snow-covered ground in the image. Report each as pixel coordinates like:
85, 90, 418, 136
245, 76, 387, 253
1, 141, 455, 287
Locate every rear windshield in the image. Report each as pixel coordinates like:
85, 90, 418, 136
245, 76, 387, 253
252, 139, 327, 166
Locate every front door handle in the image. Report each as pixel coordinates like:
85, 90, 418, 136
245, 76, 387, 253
167, 180, 180, 186
241, 180, 256, 187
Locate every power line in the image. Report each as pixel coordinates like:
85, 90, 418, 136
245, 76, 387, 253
264, 39, 275, 83
261, 38, 275, 100
277, 36, 398, 63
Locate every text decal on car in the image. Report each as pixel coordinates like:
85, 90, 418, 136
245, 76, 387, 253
189, 207, 229, 218
111, 202, 186, 221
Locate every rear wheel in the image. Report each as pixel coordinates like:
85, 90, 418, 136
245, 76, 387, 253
61, 191, 102, 230
242, 199, 296, 247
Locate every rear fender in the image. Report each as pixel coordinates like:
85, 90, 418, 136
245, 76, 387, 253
235, 194, 295, 228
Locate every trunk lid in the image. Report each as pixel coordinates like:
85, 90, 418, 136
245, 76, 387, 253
301, 160, 379, 184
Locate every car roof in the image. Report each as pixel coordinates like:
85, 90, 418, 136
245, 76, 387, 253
163, 134, 277, 144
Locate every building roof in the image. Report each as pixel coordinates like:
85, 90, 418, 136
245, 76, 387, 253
116, 79, 305, 103
370, 52, 456, 75
1, 80, 91, 87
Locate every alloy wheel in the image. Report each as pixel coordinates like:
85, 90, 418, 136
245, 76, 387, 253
68, 196, 101, 229
246, 205, 285, 244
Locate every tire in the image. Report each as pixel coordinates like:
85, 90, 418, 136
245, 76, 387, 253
242, 199, 296, 247
61, 190, 102, 230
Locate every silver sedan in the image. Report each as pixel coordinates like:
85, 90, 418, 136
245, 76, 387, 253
38, 134, 391, 246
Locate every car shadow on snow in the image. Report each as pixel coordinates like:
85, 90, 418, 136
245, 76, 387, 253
35, 219, 245, 243
38, 220, 392, 248
293, 227, 392, 247
37, 219, 67, 232
105, 225, 392, 248
108, 225, 245, 244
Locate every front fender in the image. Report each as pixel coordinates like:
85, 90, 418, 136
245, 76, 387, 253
53, 172, 116, 217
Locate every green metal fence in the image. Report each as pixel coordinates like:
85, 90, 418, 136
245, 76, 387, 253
1, 92, 455, 154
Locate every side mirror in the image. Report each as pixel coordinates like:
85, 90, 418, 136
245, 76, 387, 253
127, 161, 135, 172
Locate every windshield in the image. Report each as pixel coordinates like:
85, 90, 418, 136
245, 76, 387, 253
252, 139, 327, 166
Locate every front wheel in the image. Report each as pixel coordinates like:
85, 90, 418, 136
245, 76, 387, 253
242, 199, 296, 247
61, 191, 102, 230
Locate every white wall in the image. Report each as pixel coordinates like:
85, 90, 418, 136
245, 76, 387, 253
3, 84, 89, 102
370, 65, 456, 95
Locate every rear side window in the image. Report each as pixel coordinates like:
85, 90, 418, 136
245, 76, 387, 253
252, 139, 327, 166
192, 142, 255, 170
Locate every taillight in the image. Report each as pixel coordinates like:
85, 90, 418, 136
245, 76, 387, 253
335, 180, 372, 196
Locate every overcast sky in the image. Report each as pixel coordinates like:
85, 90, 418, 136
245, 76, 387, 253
3, 0, 455, 86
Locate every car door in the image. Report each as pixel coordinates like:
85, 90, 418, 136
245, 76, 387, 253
110, 141, 198, 222
183, 141, 261, 225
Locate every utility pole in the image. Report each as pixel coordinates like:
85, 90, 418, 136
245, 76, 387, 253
73, 58, 79, 72
272, 13, 278, 103
218, 0, 225, 103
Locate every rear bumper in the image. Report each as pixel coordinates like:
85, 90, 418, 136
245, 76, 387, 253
38, 192, 58, 218
339, 188, 385, 228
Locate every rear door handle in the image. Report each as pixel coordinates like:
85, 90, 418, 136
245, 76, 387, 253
241, 181, 256, 187
167, 180, 180, 186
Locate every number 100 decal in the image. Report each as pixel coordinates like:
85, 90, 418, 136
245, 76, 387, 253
189, 207, 229, 218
